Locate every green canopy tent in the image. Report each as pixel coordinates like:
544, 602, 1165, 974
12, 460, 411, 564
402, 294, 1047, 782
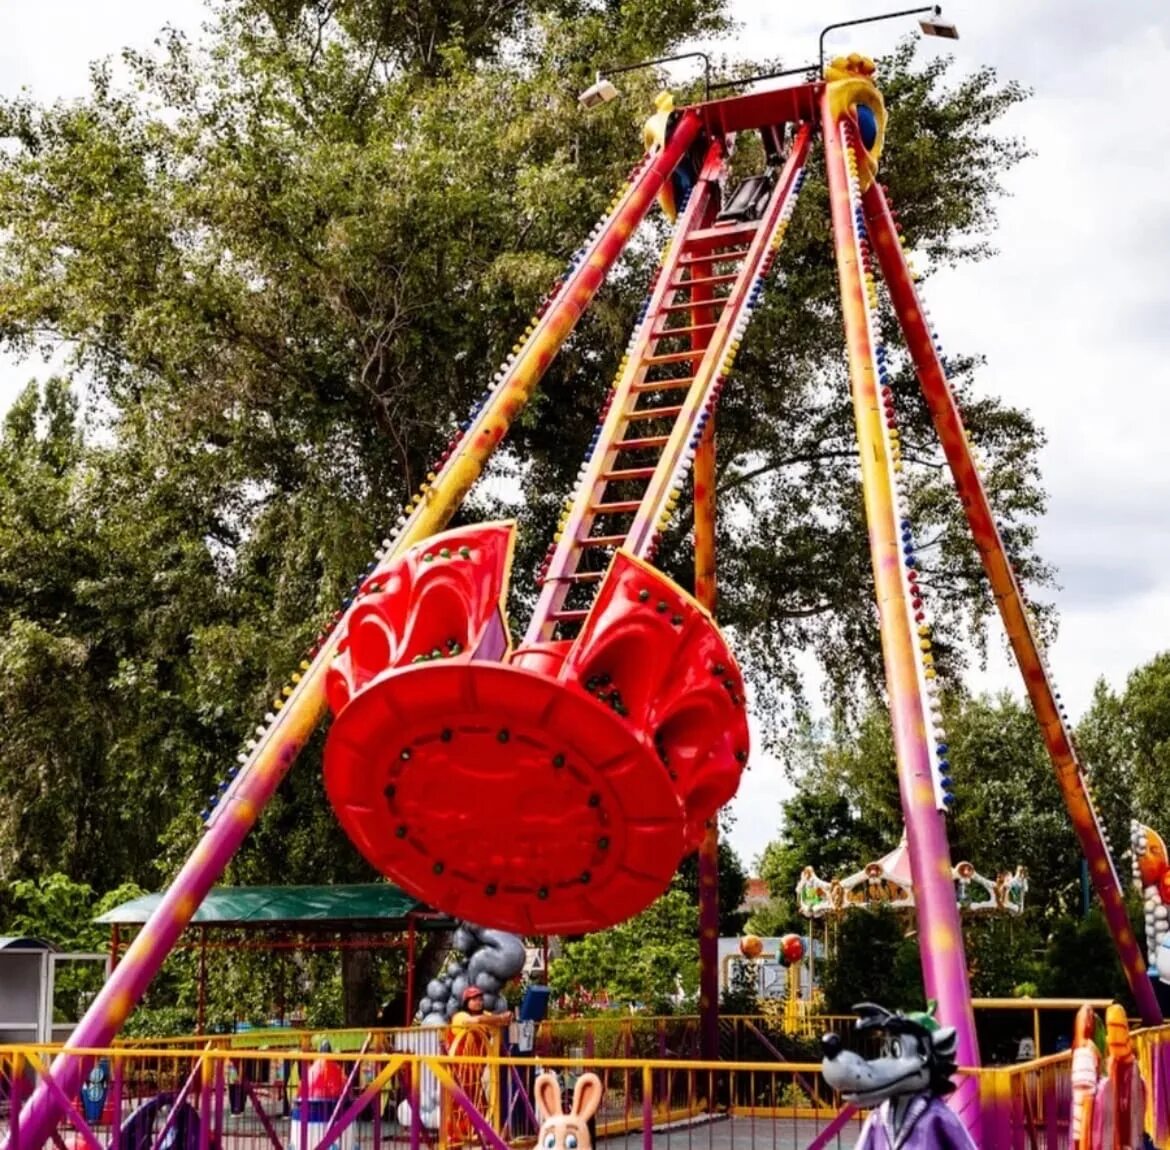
96, 884, 456, 1031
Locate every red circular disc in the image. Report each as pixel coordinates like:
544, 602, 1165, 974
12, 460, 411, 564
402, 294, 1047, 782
324, 662, 685, 934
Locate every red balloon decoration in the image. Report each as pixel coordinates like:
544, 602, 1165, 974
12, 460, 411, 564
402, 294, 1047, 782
779, 934, 805, 965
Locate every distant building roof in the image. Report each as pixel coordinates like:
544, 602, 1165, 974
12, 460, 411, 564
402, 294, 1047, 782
739, 877, 771, 911
95, 884, 453, 929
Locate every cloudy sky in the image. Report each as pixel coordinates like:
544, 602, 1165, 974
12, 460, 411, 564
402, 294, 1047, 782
3, 2, 1168, 870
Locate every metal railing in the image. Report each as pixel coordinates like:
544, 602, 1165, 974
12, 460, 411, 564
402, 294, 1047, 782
531, 1001, 1126, 1064
0, 1043, 869, 1150
117, 999, 1106, 1064
7, 1013, 1165, 1150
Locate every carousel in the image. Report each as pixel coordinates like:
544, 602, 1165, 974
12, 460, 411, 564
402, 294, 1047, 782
795, 834, 1028, 920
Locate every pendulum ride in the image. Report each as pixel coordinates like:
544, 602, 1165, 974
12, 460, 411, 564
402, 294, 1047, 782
7, 51, 1160, 1150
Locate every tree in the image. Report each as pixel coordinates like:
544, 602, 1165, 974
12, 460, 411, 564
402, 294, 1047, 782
963, 917, 1042, 999
0, 0, 1043, 940
1039, 910, 1134, 1007
1116, 653, 1170, 835
762, 693, 1090, 925
0, 873, 148, 1026
946, 693, 1082, 920
755, 690, 1107, 1012
548, 887, 699, 1011
819, 905, 923, 1015
674, 836, 750, 937
1074, 678, 1139, 859
758, 709, 904, 913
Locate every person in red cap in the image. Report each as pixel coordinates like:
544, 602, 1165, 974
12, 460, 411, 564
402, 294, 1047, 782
451, 986, 512, 1033
447, 988, 513, 1142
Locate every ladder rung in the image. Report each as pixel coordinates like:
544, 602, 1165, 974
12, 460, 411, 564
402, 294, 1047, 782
685, 222, 761, 250
670, 272, 741, 289
626, 404, 684, 423
660, 298, 729, 313
644, 349, 707, 366
651, 322, 718, 339
632, 377, 694, 393
616, 435, 670, 450
592, 500, 642, 514
679, 247, 751, 266
551, 609, 590, 622
602, 467, 658, 480
579, 535, 627, 548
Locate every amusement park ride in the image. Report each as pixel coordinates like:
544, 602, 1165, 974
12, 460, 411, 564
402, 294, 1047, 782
5, 29, 1162, 1150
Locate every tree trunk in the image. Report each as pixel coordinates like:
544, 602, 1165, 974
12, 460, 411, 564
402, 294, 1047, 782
341, 947, 379, 1027
379, 931, 453, 1025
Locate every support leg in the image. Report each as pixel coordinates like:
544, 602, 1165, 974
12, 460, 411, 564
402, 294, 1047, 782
695, 421, 720, 1070
691, 209, 721, 1071
821, 94, 981, 1139
861, 179, 1162, 1026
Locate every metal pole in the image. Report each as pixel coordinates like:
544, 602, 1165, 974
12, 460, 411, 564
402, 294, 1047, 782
695, 431, 721, 1069
819, 6, 940, 75
198, 927, 207, 1036
860, 178, 1164, 1027
600, 52, 712, 101
822, 93, 981, 1141
2, 112, 706, 1150
691, 188, 721, 1072
405, 917, 416, 1026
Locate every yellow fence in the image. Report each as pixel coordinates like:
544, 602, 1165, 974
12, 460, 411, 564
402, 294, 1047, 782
4, 1008, 1166, 1149
119, 998, 1103, 1064
0, 1043, 867, 1150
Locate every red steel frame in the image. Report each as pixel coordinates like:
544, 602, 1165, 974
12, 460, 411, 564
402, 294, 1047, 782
3, 71, 1152, 1150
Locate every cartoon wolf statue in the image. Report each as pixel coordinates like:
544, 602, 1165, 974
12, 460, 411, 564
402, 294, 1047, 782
821, 1001, 976, 1150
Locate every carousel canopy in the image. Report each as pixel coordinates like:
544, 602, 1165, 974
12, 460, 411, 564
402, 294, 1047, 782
795, 836, 1027, 919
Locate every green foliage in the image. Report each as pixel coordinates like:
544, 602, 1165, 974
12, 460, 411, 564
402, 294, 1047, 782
756, 652, 1170, 1007
819, 905, 923, 1015
549, 888, 698, 1011
765, 692, 1096, 925
0, 873, 147, 1024
719, 954, 759, 1015
674, 835, 750, 936
1079, 654, 1170, 838
946, 693, 1080, 918
0, 872, 145, 951
963, 917, 1043, 998
0, 5, 1044, 904
743, 898, 800, 938
1038, 910, 1133, 1006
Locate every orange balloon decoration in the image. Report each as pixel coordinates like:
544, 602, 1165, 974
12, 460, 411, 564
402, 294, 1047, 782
739, 935, 763, 960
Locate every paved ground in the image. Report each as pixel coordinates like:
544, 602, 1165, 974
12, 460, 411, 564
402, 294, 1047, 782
596, 1114, 862, 1150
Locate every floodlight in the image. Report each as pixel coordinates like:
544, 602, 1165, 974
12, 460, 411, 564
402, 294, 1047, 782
820, 7, 959, 75
578, 77, 620, 109
579, 53, 711, 111
919, 15, 959, 39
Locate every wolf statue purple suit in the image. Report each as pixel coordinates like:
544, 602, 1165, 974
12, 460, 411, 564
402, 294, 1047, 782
821, 1002, 977, 1150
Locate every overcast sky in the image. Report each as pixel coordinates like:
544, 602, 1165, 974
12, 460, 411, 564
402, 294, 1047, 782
2, 1, 1168, 873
